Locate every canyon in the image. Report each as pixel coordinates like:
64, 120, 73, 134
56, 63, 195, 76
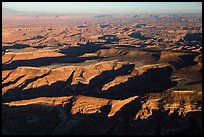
2, 13, 202, 135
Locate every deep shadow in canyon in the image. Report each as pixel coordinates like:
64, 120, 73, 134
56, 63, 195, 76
2, 56, 105, 70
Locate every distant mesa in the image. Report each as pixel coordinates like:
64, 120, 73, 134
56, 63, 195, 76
2, 7, 23, 15
2, 7, 54, 15
2, 7, 33, 15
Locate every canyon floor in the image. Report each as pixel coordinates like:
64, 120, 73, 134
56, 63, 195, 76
2, 14, 202, 135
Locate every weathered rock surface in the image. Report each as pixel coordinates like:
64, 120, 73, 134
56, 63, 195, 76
2, 90, 201, 135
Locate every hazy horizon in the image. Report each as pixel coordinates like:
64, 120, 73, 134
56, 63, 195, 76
2, 2, 202, 15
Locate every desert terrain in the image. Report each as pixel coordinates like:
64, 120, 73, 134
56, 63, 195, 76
2, 13, 202, 135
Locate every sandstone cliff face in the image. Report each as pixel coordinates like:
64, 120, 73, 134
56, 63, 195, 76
2, 90, 201, 135
2, 59, 202, 135
2, 60, 177, 102
2, 49, 64, 64
2, 61, 125, 94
